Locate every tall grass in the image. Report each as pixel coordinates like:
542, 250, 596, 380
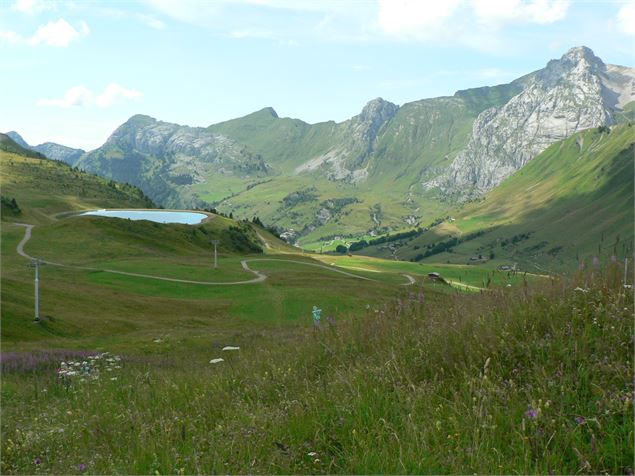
1, 263, 632, 474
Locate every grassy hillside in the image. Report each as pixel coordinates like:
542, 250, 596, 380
1, 117, 632, 474
208, 108, 338, 172
0, 133, 46, 160
0, 144, 154, 225
1, 265, 632, 474
0, 141, 418, 348
360, 124, 635, 271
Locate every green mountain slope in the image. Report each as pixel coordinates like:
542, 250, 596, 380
360, 124, 635, 271
66, 77, 532, 247
31, 47, 632, 251
1, 135, 154, 224
208, 107, 338, 172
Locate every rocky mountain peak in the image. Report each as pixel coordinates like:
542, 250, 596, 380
6, 131, 29, 148
124, 114, 158, 127
351, 97, 399, 144
260, 107, 278, 118
435, 46, 624, 199
359, 98, 399, 123
561, 46, 600, 64
539, 45, 605, 87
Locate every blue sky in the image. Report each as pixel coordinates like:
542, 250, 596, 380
1, 0, 633, 150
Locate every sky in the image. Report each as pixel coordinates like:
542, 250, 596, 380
1, 0, 634, 151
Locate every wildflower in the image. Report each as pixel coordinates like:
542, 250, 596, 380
209, 358, 224, 364
575, 416, 586, 425
222, 346, 240, 351
525, 408, 538, 420
34, 457, 41, 465
79, 463, 87, 472
574, 287, 589, 293
110, 377, 118, 381
307, 452, 318, 457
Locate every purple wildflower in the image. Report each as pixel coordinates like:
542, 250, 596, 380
575, 416, 586, 425
34, 457, 42, 465
525, 408, 538, 419
79, 463, 87, 472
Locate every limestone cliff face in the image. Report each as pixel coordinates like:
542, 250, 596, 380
296, 98, 399, 183
76, 115, 270, 208
435, 46, 635, 198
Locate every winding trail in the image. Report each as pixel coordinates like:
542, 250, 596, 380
401, 274, 416, 286
13, 223, 415, 286
15, 223, 265, 285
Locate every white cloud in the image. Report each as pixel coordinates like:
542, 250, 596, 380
472, 0, 570, 25
0, 18, 89, 47
37, 85, 93, 108
30, 19, 89, 46
94, 84, 143, 107
37, 84, 142, 108
375, 0, 570, 45
12, 0, 53, 15
617, 2, 635, 36
377, 0, 461, 39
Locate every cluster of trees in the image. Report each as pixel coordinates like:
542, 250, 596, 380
223, 224, 263, 254
344, 227, 425, 253
597, 125, 611, 134
500, 232, 533, 247
1, 196, 21, 215
202, 207, 234, 219
340, 216, 455, 255
250, 216, 282, 239
413, 230, 489, 261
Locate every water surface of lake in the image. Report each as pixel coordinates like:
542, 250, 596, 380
81, 209, 207, 225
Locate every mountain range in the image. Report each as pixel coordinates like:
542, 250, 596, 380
7, 46, 635, 250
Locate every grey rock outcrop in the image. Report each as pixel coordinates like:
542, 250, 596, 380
295, 98, 398, 183
435, 46, 635, 198
76, 115, 271, 208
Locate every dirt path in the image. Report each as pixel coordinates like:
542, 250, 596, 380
14, 223, 266, 285
13, 223, 408, 286
245, 258, 376, 281
401, 274, 416, 286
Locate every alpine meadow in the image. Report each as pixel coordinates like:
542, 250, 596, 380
1, 1, 634, 475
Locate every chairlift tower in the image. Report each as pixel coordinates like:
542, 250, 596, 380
211, 240, 220, 269
28, 258, 44, 322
